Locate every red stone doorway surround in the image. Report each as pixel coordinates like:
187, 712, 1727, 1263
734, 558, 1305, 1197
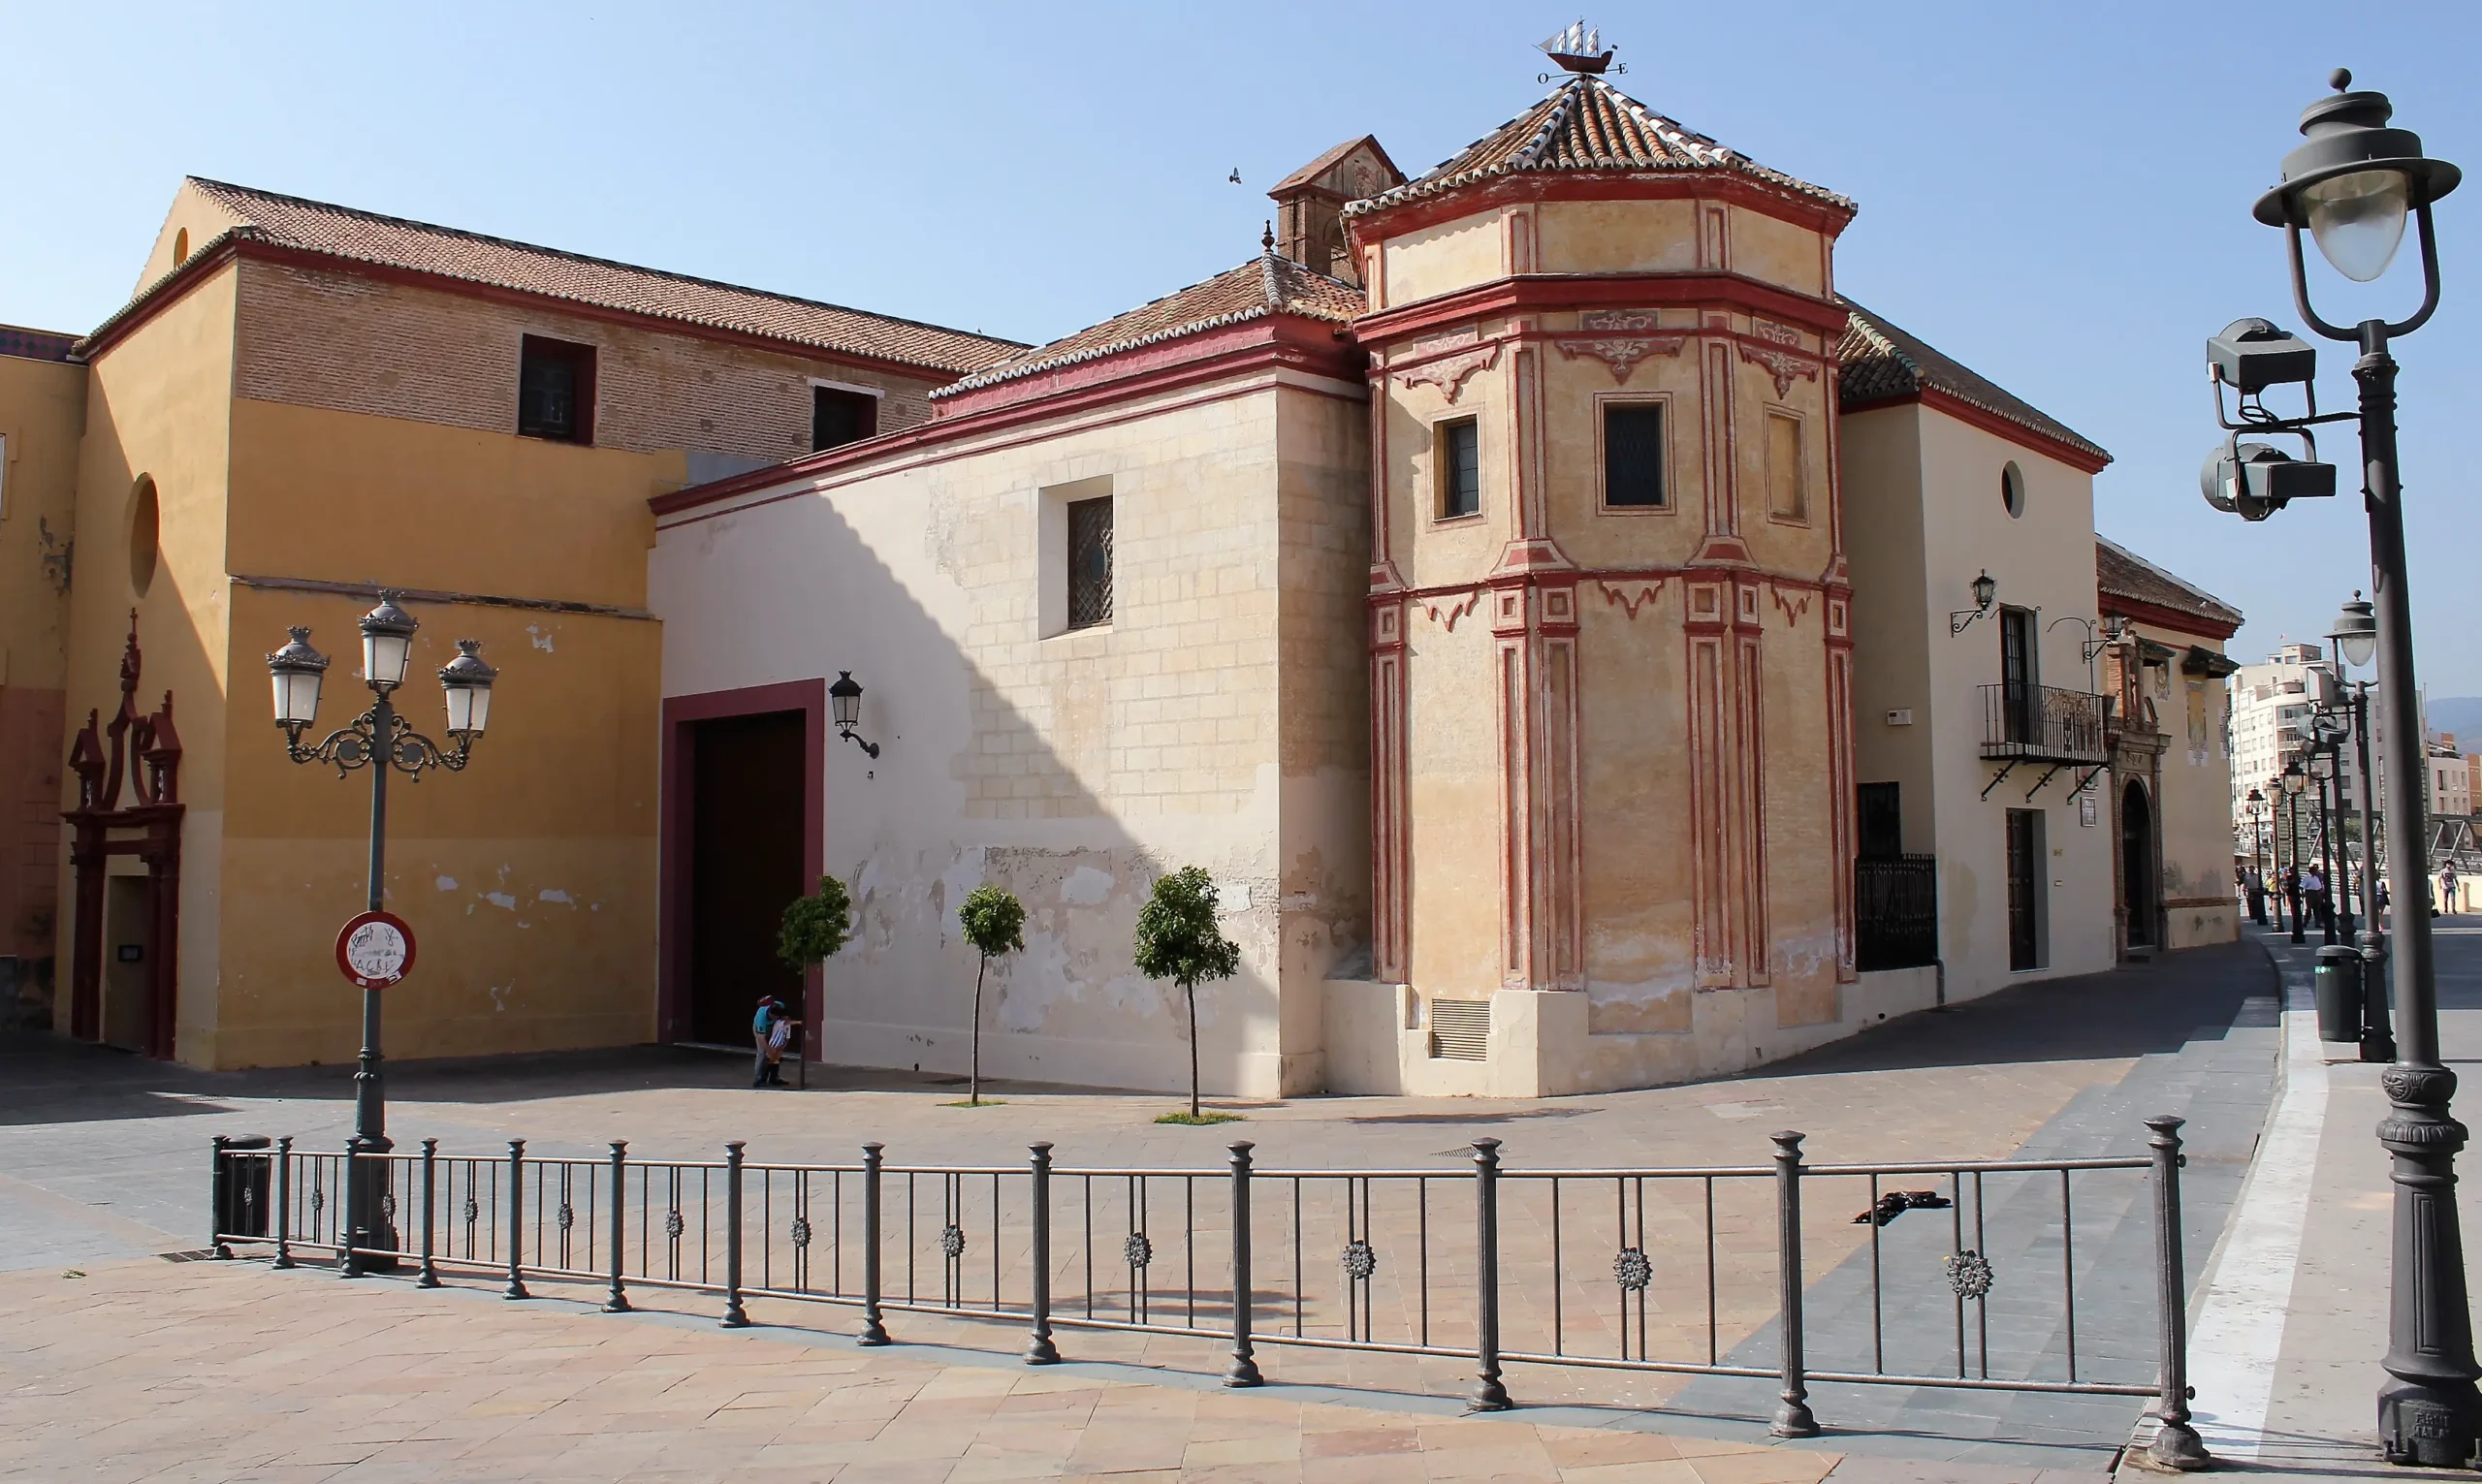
657, 680, 825, 1058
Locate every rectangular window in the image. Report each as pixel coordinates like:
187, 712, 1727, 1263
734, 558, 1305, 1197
517, 335, 594, 444
1438, 418, 1480, 519
811, 386, 877, 452
1765, 409, 1806, 521
1857, 782, 1902, 858
1602, 402, 1666, 508
1066, 495, 1113, 630
1999, 606, 2036, 743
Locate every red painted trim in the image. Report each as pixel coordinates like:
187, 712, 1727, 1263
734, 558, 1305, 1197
1354, 271, 1850, 348
2100, 592, 2242, 642
655, 359, 1367, 526
659, 679, 826, 1055
1350, 171, 1854, 250
1842, 387, 2113, 476
80, 236, 992, 386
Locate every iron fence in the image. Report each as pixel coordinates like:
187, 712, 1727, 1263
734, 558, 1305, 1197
1855, 854, 1939, 971
207, 1118, 2209, 1467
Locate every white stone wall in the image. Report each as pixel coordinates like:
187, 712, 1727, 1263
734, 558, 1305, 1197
652, 369, 1367, 1097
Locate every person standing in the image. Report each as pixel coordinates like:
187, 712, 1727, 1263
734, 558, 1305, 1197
2304, 867, 2332, 935
2244, 866, 2267, 927
751, 995, 789, 1088
2282, 865, 2304, 934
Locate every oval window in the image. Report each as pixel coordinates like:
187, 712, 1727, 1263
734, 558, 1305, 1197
129, 476, 160, 597
173, 228, 189, 266
2001, 461, 2026, 520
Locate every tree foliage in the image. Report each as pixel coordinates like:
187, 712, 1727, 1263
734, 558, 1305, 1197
778, 875, 853, 971
957, 885, 1026, 1106
1133, 866, 1242, 1118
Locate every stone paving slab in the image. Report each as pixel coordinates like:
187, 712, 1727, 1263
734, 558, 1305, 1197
0, 1254, 1860, 1483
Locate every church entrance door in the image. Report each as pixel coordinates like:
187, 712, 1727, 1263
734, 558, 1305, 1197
2122, 781, 2157, 951
685, 710, 809, 1048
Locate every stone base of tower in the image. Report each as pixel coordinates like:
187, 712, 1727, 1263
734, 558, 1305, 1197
1321, 968, 1942, 1097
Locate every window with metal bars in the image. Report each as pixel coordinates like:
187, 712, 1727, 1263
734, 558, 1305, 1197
1602, 402, 1666, 508
1066, 496, 1113, 630
1438, 418, 1480, 518
518, 335, 594, 444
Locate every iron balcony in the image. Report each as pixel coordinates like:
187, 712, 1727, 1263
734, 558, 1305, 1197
1980, 683, 2108, 765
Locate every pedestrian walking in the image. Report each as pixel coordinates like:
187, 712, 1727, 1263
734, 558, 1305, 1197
2442, 868, 2461, 919
751, 995, 791, 1088
2282, 865, 2303, 933
2244, 867, 2267, 926
2305, 868, 2332, 935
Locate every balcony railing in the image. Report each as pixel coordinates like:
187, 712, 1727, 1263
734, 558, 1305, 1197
1980, 683, 2107, 765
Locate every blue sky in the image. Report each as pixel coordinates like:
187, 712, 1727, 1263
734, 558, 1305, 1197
9, 2, 2478, 693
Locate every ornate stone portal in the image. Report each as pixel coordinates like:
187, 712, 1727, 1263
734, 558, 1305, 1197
63, 616, 183, 1058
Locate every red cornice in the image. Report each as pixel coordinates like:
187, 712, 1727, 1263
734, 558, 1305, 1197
652, 319, 1366, 520
2100, 591, 2242, 642
79, 236, 992, 386
933, 312, 1359, 417
1841, 387, 2113, 476
1354, 271, 1850, 348
1349, 171, 1855, 247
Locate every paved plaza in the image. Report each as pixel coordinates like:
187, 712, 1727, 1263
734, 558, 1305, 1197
0, 942, 2300, 1480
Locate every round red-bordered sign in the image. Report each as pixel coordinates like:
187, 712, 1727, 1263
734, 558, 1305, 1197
337, 911, 417, 990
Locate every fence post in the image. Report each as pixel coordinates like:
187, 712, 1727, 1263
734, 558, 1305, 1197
504, 1140, 530, 1300
722, 1141, 749, 1327
339, 1143, 364, 1279
1470, 1137, 1510, 1411
604, 1141, 631, 1313
417, 1139, 440, 1288
1027, 1143, 1060, 1364
1225, 1140, 1262, 1387
859, 1142, 889, 1344
210, 1136, 231, 1258
1771, 1130, 1819, 1437
273, 1137, 295, 1270
2146, 1115, 2212, 1469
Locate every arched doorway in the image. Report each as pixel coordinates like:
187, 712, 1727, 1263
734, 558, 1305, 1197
2121, 780, 2156, 951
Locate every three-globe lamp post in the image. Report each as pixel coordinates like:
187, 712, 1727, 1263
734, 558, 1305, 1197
266, 595, 496, 1276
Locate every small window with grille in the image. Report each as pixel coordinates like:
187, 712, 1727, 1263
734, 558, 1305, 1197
1438, 418, 1480, 519
1066, 495, 1113, 630
518, 334, 594, 444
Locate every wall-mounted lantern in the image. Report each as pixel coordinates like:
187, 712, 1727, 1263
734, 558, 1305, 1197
1950, 570, 1997, 636
828, 671, 881, 758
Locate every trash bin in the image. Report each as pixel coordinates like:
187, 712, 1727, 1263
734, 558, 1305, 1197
215, 1134, 273, 1243
2315, 944, 2364, 1043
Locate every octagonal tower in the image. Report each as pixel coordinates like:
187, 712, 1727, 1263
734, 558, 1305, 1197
1347, 54, 1859, 1091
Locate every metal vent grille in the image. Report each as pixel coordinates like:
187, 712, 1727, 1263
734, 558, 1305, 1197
1428, 999, 1490, 1061
1067, 495, 1113, 630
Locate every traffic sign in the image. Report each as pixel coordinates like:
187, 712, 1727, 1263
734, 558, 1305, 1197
336, 911, 417, 990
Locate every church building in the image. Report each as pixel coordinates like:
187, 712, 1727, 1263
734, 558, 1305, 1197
0, 34, 2239, 1090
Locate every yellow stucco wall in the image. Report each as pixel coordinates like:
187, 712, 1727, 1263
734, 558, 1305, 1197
0, 347, 86, 982
2121, 617, 2240, 951
58, 265, 239, 1058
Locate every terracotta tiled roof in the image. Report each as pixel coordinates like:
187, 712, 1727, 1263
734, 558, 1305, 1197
1836, 299, 2111, 466
1349, 74, 1851, 218
106, 178, 1024, 375
2096, 537, 2244, 634
0, 323, 79, 363
935, 251, 1364, 396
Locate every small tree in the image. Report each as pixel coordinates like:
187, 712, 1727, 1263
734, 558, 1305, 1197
778, 874, 853, 974
775, 876, 853, 1053
956, 885, 1026, 1107
1133, 866, 1242, 1120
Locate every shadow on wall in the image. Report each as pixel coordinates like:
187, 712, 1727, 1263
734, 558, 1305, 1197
670, 489, 1302, 1100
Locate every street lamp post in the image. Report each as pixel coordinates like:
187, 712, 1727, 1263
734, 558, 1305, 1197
2210, 70, 2475, 1464
2331, 594, 2398, 1057
2247, 786, 2269, 924
2284, 760, 2310, 946
266, 595, 497, 1278
2310, 745, 2340, 945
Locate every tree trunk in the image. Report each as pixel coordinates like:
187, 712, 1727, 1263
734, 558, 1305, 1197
971, 956, 986, 1107
1187, 979, 1200, 1120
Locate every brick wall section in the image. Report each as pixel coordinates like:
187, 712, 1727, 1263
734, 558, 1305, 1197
234, 260, 951, 461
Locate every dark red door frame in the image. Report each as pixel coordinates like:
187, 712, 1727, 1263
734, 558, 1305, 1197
659, 679, 825, 1057
63, 618, 184, 1059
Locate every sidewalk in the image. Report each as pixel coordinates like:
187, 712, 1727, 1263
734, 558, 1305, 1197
2141, 918, 2482, 1479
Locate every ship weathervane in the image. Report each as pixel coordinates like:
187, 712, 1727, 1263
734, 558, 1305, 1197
1539, 19, 1617, 76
